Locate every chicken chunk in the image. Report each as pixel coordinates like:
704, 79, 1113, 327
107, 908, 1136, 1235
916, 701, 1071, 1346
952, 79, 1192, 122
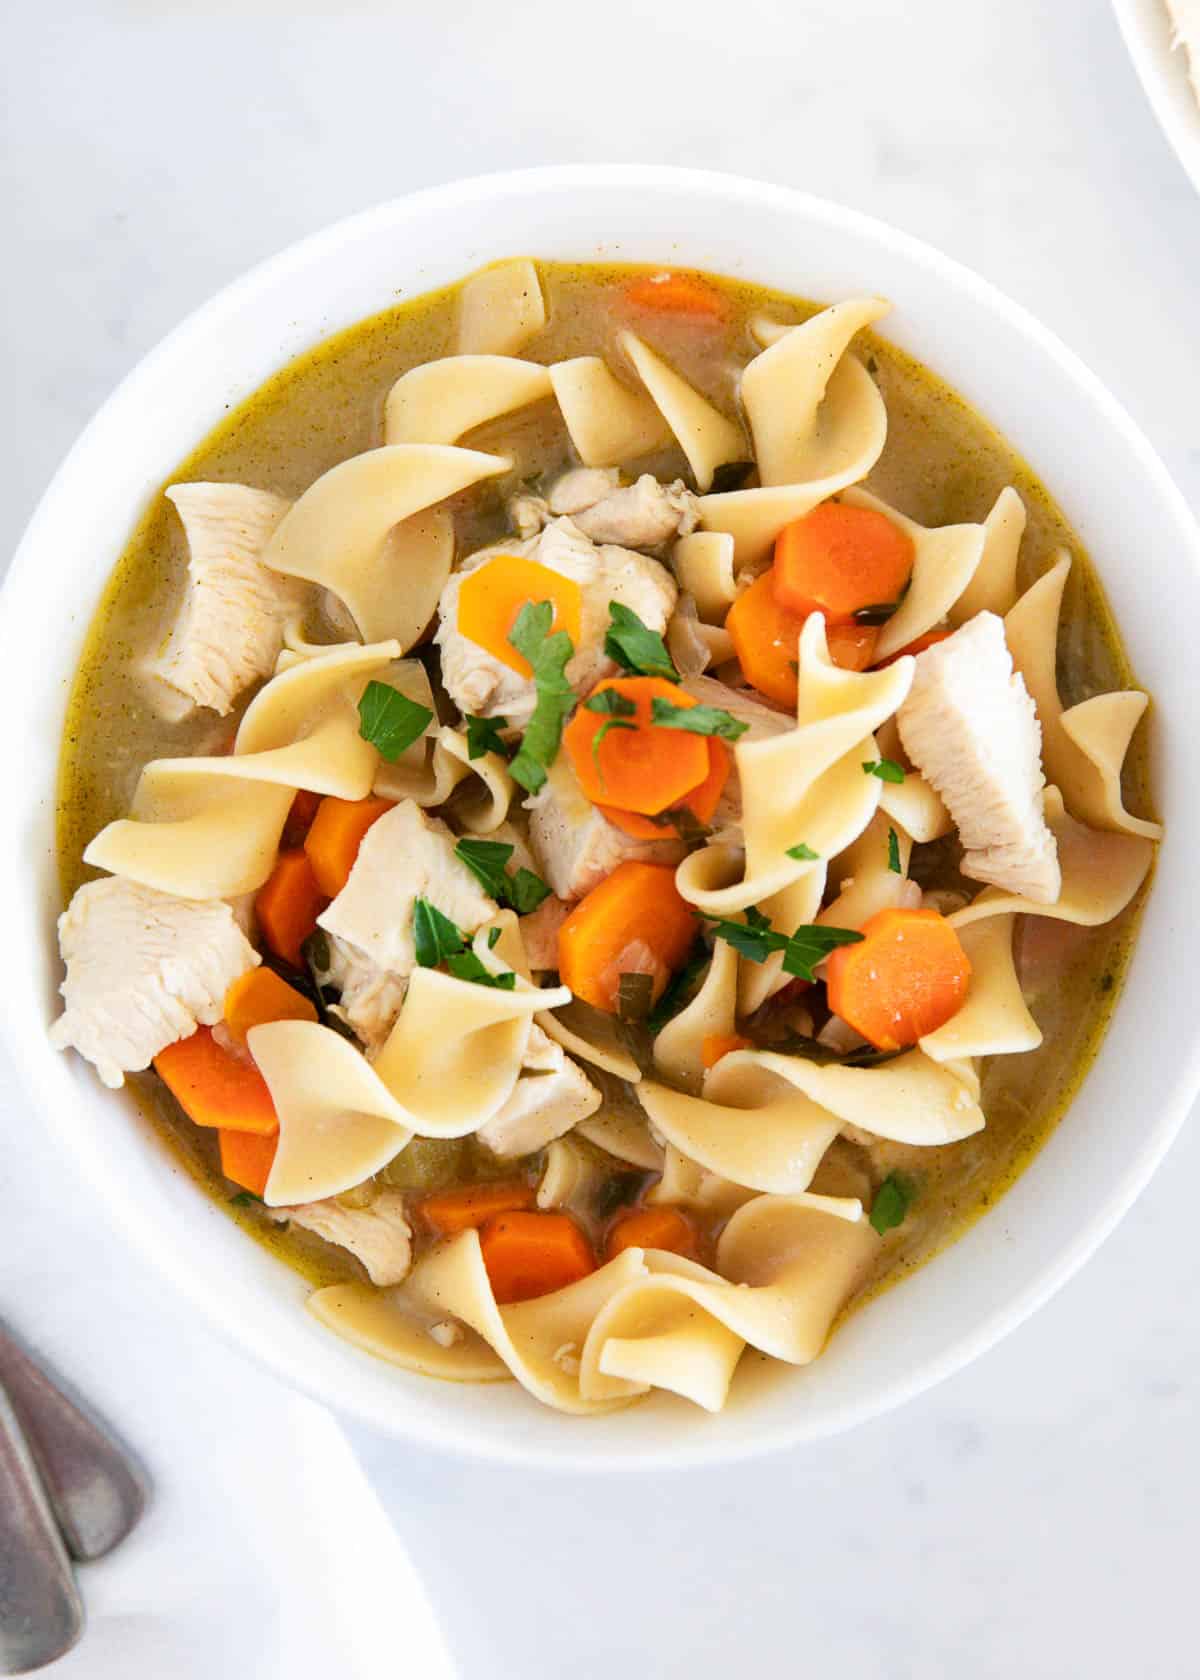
270, 1190, 413, 1286
146, 482, 303, 718
50, 877, 259, 1088
318, 801, 497, 1049
547, 467, 621, 515
897, 611, 1061, 902
476, 1025, 601, 1156
435, 517, 677, 724
527, 754, 684, 901
518, 895, 573, 970
509, 470, 699, 550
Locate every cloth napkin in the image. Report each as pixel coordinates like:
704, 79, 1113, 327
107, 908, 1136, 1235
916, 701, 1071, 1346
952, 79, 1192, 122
1, 1056, 455, 1679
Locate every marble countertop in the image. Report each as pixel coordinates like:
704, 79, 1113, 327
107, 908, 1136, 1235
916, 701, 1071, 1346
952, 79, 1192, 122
6, 2, 1200, 1674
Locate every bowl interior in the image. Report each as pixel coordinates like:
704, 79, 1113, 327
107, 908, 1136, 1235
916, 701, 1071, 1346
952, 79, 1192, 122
6, 167, 1198, 1469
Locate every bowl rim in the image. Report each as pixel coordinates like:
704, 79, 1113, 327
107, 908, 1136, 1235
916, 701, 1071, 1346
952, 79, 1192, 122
6, 163, 1200, 1471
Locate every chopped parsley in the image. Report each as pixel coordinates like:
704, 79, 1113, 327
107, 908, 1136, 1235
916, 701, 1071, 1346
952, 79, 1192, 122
862, 758, 905, 784
507, 601, 576, 793
413, 898, 519, 990
698, 906, 864, 980
445, 950, 517, 990
649, 697, 748, 741
887, 826, 902, 874
869, 1172, 916, 1235
454, 838, 551, 915
646, 943, 709, 1034
785, 842, 820, 861
465, 714, 510, 760
604, 602, 679, 683
357, 680, 433, 761
228, 1190, 263, 1208
584, 689, 637, 718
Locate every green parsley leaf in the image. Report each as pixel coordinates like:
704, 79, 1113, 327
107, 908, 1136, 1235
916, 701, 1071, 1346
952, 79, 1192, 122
591, 717, 636, 777
357, 680, 433, 761
454, 838, 551, 915
786, 842, 820, 861
445, 951, 518, 990
229, 1190, 263, 1208
781, 924, 864, 982
697, 905, 780, 965
584, 689, 637, 718
465, 714, 510, 760
862, 758, 905, 784
604, 602, 679, 683
509, 868, 551, 915
649, 697, 749, 741
887, 826, 901, 874
869, 1171, 916, 1235
412, 897, 467, 968
487, 926, 502, 949
617, 972, 655, 1023
507, 601, 576, 793
646, 942, 709, 1034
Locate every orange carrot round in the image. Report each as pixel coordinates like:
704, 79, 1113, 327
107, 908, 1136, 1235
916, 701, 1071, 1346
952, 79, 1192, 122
558, 861, 698, 1014
155, 1026, 279, 1135
825, 907, 972, 1052
605, 1205, 699, 1262
700, 1031, 753, 1069
419, 1181, 537, 1236
456, 555, 583, 676
563, 677, 712, 816
303, 795, 393, 898
600, 739, 730, 839
224, 967, 317, 1047
479, 1211, 596, 1304
725, 570, 806, 706
825, 622, 880, 672
773, 501, 914, 624
624, 271, 726, 319
219, 1128, 278, 1197
256, 849, 328, 967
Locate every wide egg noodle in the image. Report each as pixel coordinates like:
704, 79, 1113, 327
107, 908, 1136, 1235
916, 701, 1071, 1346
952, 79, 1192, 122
84, 640, 402, 898
636, 1078, 843, 1196
740, 297, 889, 490
456, 259, 546, 357
383, 356, 553, 447
617, 331, 746, 492
262, 444, 511, 647
548, 357, 672, 466
1004, 557, 1162, 840
307, 1283, 507, 1382
652, 937, 739, 1094
375, 723, 515, 834
821, 808, 920, 930
919, 914, 1042, 1063
873, 716, 953, 843
645, 1145, 756, 1219
671, 530, 737, 623
841, 487, 987, 661
950, 485, 1026, 623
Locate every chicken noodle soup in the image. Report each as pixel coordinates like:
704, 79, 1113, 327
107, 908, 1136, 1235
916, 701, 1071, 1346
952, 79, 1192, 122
53, 259, 1159, 1415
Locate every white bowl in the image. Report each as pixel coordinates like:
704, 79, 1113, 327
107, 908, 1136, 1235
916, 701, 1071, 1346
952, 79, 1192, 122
1113, 0, 1200, 195
5, 166, 1197, 1471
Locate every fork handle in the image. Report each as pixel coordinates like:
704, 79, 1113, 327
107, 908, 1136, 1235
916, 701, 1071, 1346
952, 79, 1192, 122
0, 1383, 82, 1675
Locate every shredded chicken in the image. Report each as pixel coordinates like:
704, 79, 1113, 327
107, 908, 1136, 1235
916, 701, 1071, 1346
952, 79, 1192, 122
50, 877, 259, 1088
527, 755, 684, 901
897, 612, 1061, 903
145, 482, 302, 718
518, 895, 573, 970
476, 1025, 601, 1156
270, 1190, 413, 1286
509, 469, 699, 550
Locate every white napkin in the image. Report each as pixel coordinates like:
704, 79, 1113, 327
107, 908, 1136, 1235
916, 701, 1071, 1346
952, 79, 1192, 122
1, 1057, 455, 1680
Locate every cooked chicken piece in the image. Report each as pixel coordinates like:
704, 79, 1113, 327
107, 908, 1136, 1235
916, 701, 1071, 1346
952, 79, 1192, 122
270, 1190, 413, 1286
318, 801, 497, 1049
527, 754, 684, 901
546, 467, 621, 514
435, 517, 677, 724
897, 611, 1061, 903
146, 482, 303, 718
50, 877, 259, 1088
518, 895, 573, 970
571, 474, 699, 548
476, 1024, 601, 1156
681, 673, 791, 830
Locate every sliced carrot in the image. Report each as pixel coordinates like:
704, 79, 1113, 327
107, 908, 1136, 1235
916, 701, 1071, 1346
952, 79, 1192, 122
563, 676, 712, 816
725, 569, 805, 707
600, 739, 730, 839
419, 1180, 537, 1237
256, 849, 328, 967
773, 501, 914, 624
155, 1027, 278, 1135
219, 1128, 277, 1197
223, 966, 317, 1048
825, 907, 972, 1052
825, 622, 880, 672
558, 860, 697, 1014
456, 555, 583, 677
303, 796, 393, 898
282, 789, 322, 848
624, 271, 726, 319
700, 1031, 753, 1070
478, 1210, 596, 1304
605, 1205, 699, 1262
878, 628, 951, 666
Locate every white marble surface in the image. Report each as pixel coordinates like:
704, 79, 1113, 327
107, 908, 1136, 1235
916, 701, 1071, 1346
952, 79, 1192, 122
6, 2, 1200, 1675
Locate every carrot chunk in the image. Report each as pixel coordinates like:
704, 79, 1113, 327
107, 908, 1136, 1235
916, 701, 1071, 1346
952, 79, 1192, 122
825, 907, 972, 1052
605, 1205, 699, 1262
478, 1210, 596, 1304
223, 967, 317, 1047
456, 555, 583, 676
219, 1128, 277, 1197
155, 1026, 278, 1135
419, 1181, 537, 1236
725, 570, 806, 707
600, 739, 730, 839
825, 622, 880, 672
256, 849, 328, 967
563, 676, 713, 816
624, 271, 726, 319
303, 796, 393, 898
557, 860, 697, 1014
700, 1031, 753, 1070
773, 501, 914, 624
